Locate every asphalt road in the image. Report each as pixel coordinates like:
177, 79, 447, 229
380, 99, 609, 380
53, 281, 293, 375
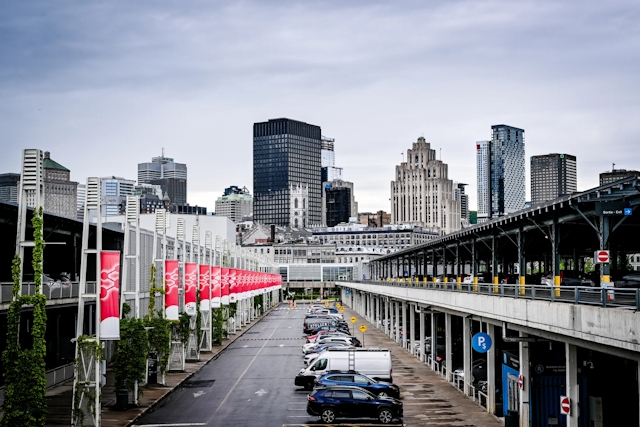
133, 304, 320, 427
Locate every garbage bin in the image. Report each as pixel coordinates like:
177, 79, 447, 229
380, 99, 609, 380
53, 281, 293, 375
115, 389, 128, 410
505, 410, 519, 427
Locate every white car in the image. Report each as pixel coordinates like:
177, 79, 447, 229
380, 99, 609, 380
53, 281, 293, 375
306, 331, 349, 344
304, 344, 355, 366
302, 336, 355, 354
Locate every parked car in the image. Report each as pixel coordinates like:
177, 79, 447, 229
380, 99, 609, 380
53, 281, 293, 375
541, 271, 596, 287
304, 345, 355, 366
303, 336, 361, 354
306, 330, 350, 344
614, 274, 640, 288
314, 372, 400, 398
453, 359, 487, 384
306, 385, 403, 424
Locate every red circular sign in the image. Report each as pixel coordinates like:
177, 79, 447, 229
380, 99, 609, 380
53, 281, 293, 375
518, 375, 523, 389
597, 251, 609, 263
561, 396, 570, 414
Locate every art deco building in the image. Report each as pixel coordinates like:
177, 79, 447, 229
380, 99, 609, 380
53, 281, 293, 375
531, 153, 577, 204
43, 152, 78, 218
390, 137, 461, 234
138, 152, 187, 206
215, 186, 253, 223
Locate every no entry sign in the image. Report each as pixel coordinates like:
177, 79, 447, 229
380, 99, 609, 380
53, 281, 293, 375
594, 250, 610, 264
560, 396, 571, 415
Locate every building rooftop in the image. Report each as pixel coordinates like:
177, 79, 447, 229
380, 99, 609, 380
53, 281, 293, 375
43, 152, 69, 172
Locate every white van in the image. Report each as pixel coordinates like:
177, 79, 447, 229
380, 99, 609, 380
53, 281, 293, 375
295, 348, 392, 390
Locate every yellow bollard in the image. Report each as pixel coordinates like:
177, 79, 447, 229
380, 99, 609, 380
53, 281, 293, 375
519, 276, 526, 295
493, 276, 499, 293
554, 275, 561, 297
473, 276, 478, 292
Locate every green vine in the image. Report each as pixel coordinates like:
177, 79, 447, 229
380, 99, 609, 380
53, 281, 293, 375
112, 304, 147, 400
2, 207, 48, 427
211, 308, 226, 345
145, 264, 171, 376
72, 336, 103, 426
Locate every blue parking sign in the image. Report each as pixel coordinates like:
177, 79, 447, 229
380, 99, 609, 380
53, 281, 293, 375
624, 208, 632, 216
472, 332, 492, 353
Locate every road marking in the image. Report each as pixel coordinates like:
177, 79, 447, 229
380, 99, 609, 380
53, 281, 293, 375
132, 424, 207, 427
192, 391, 205, 398
206, 316, 286, 423
255, 388, 267, 396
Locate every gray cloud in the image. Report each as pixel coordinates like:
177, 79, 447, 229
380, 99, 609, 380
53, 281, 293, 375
1, 0, 639, 212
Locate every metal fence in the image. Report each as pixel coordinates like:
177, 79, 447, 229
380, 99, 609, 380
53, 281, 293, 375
342, 279, 640, 310
0, 282, 96, 304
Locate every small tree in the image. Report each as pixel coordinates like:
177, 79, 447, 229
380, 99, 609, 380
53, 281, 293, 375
112, 304, 147, 400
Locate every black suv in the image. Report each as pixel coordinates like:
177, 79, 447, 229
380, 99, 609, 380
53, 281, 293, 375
307, 385, 403, 424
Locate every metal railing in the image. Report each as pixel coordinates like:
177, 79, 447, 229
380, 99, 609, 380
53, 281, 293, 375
343, 279, 640, 310
0, 282, 96, 304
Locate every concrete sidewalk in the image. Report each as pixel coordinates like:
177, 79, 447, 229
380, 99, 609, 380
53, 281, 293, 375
340, 305, 504, 427
44, 307, 277, 427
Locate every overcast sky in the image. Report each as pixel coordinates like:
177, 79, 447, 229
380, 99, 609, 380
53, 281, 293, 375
2, 1, 639, 213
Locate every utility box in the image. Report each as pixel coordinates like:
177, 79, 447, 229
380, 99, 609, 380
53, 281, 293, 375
589, 396, 603, 427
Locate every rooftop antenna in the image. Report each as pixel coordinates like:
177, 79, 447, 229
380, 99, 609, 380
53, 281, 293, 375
401, 152, 404, 163
162, 147, 165, 157
612, 162, 615, 172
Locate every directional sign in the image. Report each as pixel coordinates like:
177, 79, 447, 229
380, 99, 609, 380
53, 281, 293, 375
624, 207, 633, 216
350, 316, 357, 324
594, 250, 610, 264
560, 396, 570, 415
359, 324, 367, 333
471, 332, 492, 353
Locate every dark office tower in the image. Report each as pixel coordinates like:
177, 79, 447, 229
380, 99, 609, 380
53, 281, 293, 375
253, 118, 322, 227
0, 173, 20, 203
325, 186, 352, 227
531, 154, 577, 204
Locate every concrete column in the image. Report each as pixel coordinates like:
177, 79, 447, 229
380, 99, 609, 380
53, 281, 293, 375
565, 343, 579, 427
377, 297, 382, 329
519, 332, 531, 427
385, 299, 391, 336
395, 301, 400, 344
409, 303, 416, 356
419, 309, 426, 363
487, 323, 496, 414
401, 301, 407, 351
430, 312, 437, 369
445, 313, 452, 382
463, 317, 471, 395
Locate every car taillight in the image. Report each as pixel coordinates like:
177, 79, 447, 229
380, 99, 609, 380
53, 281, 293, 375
308, 396, 316, 401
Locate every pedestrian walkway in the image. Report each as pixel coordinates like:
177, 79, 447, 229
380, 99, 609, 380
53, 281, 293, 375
43, 309, 274, 427
340, 306, 503, 427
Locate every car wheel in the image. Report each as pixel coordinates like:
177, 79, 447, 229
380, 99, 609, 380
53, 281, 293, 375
378, 408, 394, 424
321, 408, 336, 423
377, 391, 388, 397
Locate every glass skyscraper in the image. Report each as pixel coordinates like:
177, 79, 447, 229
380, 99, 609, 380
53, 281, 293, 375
477, 125, 526, 222
253, 118, 322, 227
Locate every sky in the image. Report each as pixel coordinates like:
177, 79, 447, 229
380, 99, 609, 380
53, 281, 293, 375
1, 0, 639, 213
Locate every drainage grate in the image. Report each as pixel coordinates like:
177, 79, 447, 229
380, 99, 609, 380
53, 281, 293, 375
180, 379, 215, 388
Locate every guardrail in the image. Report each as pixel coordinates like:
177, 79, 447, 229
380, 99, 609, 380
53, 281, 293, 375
0, 282, 96, 304
341, 279, 640, 310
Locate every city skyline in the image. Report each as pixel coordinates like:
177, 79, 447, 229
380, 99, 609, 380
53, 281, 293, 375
1, 1, 639, 213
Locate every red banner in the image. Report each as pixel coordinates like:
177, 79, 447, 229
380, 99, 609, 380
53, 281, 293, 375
211, 266, 221, 308
100, 251, 120, 340
229, 268, 237, 303
221, 267, 229, 305
165, 259, 180, 320
199, 265, 211, 311
185, 262, 198, 315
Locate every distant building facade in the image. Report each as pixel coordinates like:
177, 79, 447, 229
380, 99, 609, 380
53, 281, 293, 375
77, 183, 86, 221
0, 173, 20, 203
453, 182, 469, 226
477, 125, 526, 222
321, 136, 343, 182
599, 167, 640, 186
322, 180, 358, 227
43, 152, 78, 218
215, 186, 253, 223
358, 211, 391, 227
531, 153, 577, 204
253, 118, 322, 227
391, 137, 461, 234
101, 176, 135, 217
138, 152, 187, 206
